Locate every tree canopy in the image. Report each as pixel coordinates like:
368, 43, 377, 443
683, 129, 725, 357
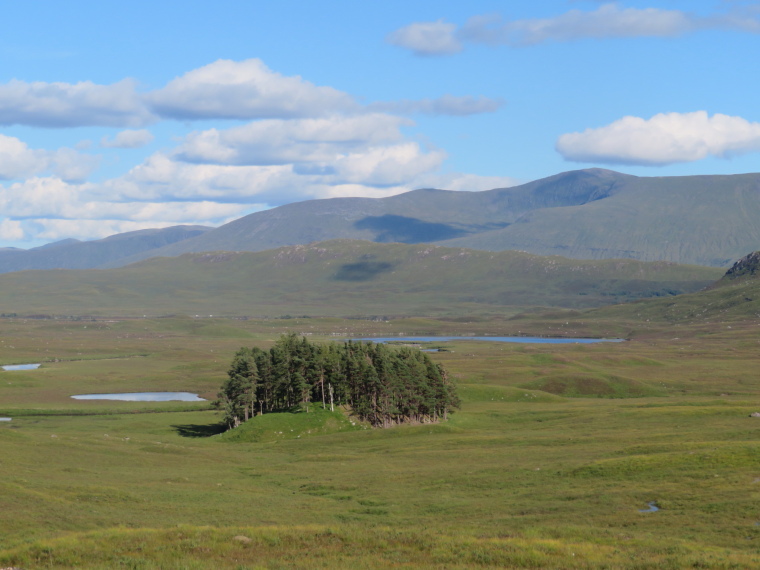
217, 334, 459, 430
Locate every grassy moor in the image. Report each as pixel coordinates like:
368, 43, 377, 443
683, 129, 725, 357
4, 2, 760, 567
2, 249, 760, 569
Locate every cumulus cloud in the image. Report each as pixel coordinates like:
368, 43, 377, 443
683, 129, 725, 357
101, 129, 155, 149
328, 143, 446, 186
107, 153, 298, 203
387, 20, 463, 55
110, 141, 446, 205
47, 147, 100, 182
390, 3, 760, 54
175, 114, 409, 166
369, 95, 504, 116
0, 134, 50, 180
0, 176, 250, 242
0, 78, 154, 128
0, 59, 498, 127
0, 135, 99, 181
0, 219, 24, 241
556, 111, 760, 166
146, 59, 358, 120
156, 113, 447, 195
0, 58, 507, 245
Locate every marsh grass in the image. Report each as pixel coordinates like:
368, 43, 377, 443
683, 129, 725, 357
3, 315, 760, 567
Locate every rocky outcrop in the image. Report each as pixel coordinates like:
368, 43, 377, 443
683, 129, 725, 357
724, 251, 760, 280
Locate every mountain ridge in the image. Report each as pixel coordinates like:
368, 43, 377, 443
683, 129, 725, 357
107, 168, 760, 268
2, 167, 759, 272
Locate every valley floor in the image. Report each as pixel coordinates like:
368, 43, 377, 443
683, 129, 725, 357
1, 316, 759, 568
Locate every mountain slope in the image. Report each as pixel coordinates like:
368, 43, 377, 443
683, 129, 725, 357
555, 250, 760, 331
108, 169, 634, 266
441, 173, 760, 266
108, 169, 760, 268
0, 225, 212, 274
0, 240, 721, 317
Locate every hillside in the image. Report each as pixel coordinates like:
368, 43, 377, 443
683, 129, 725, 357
0, 240, 721, 317
530, 250, 760, 336
108, 169, 760, 268
0, 225, 211, 274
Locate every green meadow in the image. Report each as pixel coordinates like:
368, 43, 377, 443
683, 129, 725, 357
1, 311, 760, 568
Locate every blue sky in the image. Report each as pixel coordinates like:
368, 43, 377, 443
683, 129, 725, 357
1, 0, 759, 246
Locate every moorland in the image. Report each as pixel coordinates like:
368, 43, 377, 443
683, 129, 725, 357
1, 240, 760, 568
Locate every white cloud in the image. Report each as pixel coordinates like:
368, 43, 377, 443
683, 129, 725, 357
0, 219, 25, 241
369, 95, 504, 116
0, 134, 50, 180
556, 111, 760, 166
109, 149, 446, 206
101, 129, 155, 149
109, 153, 295, 202
387, 20, 463, 55
148, 113, 448, 196
0, 135, 99, 182
390, 3, 760, 54
146, 58, 358, 120
328, 142, 446, 186
48, 147, 100, 182
175, 114, 409, 166
0, 177, 251, 226
0, 58, 512, 245
460, 4, 696, 46
0, 78, 153, 128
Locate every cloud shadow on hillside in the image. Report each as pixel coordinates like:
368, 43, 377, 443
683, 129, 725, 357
354, 215, 469, 243
333, 261, 395, 282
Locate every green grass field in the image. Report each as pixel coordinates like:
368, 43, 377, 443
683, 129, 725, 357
1, 313, 760, 568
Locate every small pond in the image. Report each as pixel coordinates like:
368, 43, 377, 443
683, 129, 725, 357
2, 363, 41, 371
348, 336, 623, 344
71, 392, 206, 402
639, 502, 660, 513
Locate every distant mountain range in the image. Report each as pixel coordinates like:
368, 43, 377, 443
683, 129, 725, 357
0, 226, 211, 274
3, 168, 760, 274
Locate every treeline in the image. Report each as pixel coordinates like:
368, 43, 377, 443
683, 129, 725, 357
217, 333, 459, 430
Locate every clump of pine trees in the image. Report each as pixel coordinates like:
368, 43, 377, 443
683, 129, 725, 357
217, 333, 459, 430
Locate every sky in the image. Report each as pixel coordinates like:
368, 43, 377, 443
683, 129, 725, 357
1, 0, 759, 247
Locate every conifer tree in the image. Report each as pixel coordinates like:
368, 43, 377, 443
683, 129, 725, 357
218, 335, 459, 430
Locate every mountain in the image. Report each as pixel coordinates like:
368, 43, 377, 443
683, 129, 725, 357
105, 168, 633, 267
4, 168, 758, 273
105, 169, 760, 268
0, 240, 721, 317
0, 225, 212, 274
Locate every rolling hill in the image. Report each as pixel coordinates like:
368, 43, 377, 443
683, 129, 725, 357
0, 240, 722, 317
